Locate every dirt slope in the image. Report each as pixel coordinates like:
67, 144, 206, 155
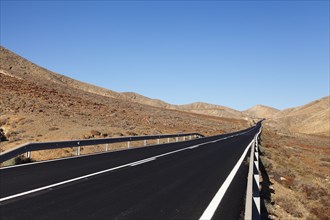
122, 92, 244, 119
173, 102, 244, 119
122, 92, 170, 109
0, 46, 124, 99
0, 46, 250, 162
267, 97, 330, 136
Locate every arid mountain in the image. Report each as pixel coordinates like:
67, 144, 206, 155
1, 46, 329, 141
0, 46, 250, 162
173, 102, 244, 119
122, 92, 244, 119
243, 105, 280, 119
0, 46, 251, 121
276, 96, 329, 118
269, 96, 330, 136
0, 46, 124, 100
122, 92, 170, 109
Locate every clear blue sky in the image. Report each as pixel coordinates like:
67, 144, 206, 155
1, 0, 329, 110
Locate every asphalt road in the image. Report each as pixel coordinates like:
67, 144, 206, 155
0, 123, 261, 220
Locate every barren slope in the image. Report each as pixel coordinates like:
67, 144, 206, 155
0, 46, 123, 99
173, 102, 244, 119
0, 46, 250, 162
268, 97, 330, 136
244, 105, 280, 119
260, 125, 330, 219
122, 92, 244, 119
122, 92, 170, 108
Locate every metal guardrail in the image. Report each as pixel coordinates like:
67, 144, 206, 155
0, 132, 203, 164
245, 127, 262, 220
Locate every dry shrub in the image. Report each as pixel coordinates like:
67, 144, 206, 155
261, 157, 273, 170
6, 130, 19, 138
297, 183, 328, 201
320, 157, 330, 163
14, 155, 34, 165
0, 118, 9, 126
48, 127, 59, 131
276, 196, 304, 218
309, 204, 330, 220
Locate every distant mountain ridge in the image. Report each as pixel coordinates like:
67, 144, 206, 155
122, 92, 245, 119
244, 105, 280, 119
271, 96, 330, 136
1, 45, 329, 137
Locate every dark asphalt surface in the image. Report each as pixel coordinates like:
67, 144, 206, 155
0, 124, 261, 220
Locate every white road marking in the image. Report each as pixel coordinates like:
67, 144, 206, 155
0, 128, 255, 202
0, 163, 130, 203
0, 128, 253, 170
130, 157, 156, 166
188, 145, 200, 149
199, 138, 255, 220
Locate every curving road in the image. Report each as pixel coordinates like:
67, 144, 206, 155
0, 123, 261, 220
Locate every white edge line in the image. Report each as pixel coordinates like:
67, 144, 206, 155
0, 138, 215, 202
0, 128, 256, 202
199, 138, 255, 220
188, 145, 200, 149
130, 157, 156, 166
0, 163, 128, 202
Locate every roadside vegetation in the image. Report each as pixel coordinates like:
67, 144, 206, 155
259, 126, 330, 219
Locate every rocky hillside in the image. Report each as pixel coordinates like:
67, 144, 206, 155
0, 46, 250, 162
122, 92, 170, 109
0, 46, 250, 121
0, 46, 123, 99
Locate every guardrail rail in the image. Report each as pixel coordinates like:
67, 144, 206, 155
245, 127, 262, 220
0, 132, 203, 164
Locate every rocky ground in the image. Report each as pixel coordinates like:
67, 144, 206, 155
260, 125, 330, 220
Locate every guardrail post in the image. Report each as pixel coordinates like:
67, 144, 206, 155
168, 138, 170, 143
128, 141, 131, 149
26, 151, 31, 159
176, 137, 179, 142
144, 140, 147, 146
105, 144, 109, 152
189, 135, 192, 140
157, 139, 160, 144
183, 136, 186, 141
76, 146, 81, 156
